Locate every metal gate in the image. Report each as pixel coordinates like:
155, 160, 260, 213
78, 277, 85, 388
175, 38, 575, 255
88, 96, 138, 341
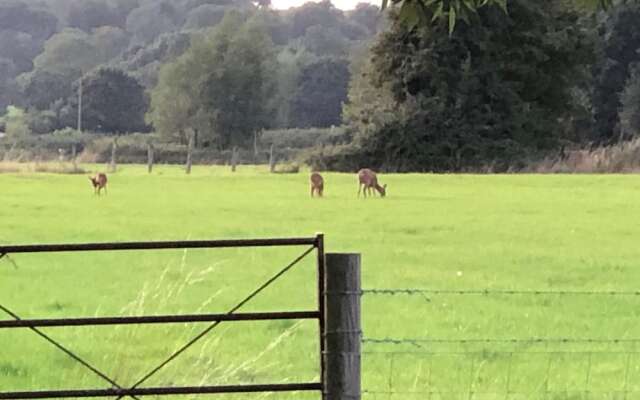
0, 235, 327, 399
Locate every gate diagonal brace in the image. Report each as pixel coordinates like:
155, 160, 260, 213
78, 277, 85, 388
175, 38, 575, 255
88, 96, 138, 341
114, 245, 316, 400
0, 304, 141, 400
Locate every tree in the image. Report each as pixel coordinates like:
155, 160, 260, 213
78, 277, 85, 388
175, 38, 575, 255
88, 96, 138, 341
289, 0, 343, 38
19, 69, 73, 110
147, 51, 205, 143
0, 1, 58, 41
382, 0, 610, 33
77, 68, 148, 133
67, 0, 123, 32
4, 106, 31, 139
92, 26, 130, 62
183, 4, 227, 30
201, 13, 277, 148
348, 3, 380, 34
592, 2, 640, 143
340, 0, 593, 172
0, 60, 20, 112
302, 25, 350, 58
147, 12, 248, 145
620, 64, 640, 138
271, 45, 315, 128
126, 1, 183, 44
290, 58, 350, 128
251, 8, 291, 46
118, 31, 191, 88
0, 29, 41, 73
32, 29, 100, 78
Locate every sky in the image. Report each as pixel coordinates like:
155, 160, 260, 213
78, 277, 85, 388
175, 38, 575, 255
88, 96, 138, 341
271, 0, 377, 10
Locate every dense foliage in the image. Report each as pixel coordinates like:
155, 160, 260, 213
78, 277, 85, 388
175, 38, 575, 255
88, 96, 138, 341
3, 0, 640, 171
592, 1, 640, 143
336, 0, 594, 172
0, 0, 377, 138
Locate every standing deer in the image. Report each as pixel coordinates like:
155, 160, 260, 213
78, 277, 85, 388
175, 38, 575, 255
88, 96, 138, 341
89, 173, 108, 196
310, 172, 324, 197
358, 168, 386, 198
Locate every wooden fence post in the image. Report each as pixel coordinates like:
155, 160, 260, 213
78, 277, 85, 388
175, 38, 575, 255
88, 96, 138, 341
231, 146, 239, 172
186, 133, 194, 175
71, 143, 78, 172
324, 253, 361, 400
147, 142, 154, 174
109, 137, 118, 173
269, 144, 276, 173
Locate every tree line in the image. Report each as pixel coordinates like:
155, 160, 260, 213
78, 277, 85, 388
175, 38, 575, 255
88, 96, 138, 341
0, 0, 376, 137
2, 0, 640, 172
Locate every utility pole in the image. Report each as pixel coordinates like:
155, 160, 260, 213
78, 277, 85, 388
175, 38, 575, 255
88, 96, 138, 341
77, 72, 83, 134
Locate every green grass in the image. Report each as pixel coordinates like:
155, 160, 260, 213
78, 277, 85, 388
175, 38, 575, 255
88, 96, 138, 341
2, 164, 640, 399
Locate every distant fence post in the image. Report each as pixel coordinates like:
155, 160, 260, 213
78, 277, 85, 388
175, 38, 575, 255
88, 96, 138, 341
186, 133, 194, 175
231, 146, 239, 172
269, 144, 276, 173
71, 143, 78, 172
147, 142, 154, 174
324, 253, 361, 400
109, 137, 118, 173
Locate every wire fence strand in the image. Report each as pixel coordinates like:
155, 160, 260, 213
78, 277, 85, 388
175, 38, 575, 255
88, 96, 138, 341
362, 287, 640, 399
362, 288, 640, 296
363, 337, 640, 347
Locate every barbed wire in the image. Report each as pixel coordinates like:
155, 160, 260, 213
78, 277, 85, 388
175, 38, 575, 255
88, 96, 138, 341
364, 348, 638, 399
362, 288, 640, 296
364, 349, 640, 355
363, 390, 640, 396
362, 337, 640, 348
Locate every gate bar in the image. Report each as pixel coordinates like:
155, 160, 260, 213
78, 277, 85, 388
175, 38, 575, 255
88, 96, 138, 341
0, 311, 320, 328
0, 237, 318, 254
0, 383, 323, 399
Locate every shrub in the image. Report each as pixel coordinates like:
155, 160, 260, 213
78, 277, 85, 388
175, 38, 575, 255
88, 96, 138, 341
260, 127, 349, 149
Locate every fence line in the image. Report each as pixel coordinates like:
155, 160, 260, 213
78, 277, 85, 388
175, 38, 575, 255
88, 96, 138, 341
363, 337, 640, 346
361, 286, 640, 399
362, 288, 640, 296
363, 349, 640, 399
364, 350, 640, 355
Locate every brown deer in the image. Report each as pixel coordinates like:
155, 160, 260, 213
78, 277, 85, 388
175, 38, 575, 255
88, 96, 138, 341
89, 173, 108, 196
358, 168, 386, 198
310, 172, 324, 197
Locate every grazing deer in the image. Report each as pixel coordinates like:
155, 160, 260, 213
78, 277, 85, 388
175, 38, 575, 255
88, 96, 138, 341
358, 168, 386, 198
89, 173, 108, 196
310, 172, 324, 197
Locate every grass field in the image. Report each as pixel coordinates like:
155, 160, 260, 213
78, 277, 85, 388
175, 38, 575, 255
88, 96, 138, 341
2, 164, 640, 399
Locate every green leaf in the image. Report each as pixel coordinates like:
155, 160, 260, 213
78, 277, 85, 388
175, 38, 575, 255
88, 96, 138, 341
448, 7, 456, 35
399, 1, 421, 29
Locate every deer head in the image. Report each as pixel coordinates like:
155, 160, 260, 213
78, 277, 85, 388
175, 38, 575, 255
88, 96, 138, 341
379, 183, 387, 197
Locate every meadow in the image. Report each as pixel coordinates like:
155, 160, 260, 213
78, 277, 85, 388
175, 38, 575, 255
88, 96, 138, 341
2, 164, 640, 399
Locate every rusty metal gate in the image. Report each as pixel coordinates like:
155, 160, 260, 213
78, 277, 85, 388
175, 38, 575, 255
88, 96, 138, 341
0, 234, 327, 399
